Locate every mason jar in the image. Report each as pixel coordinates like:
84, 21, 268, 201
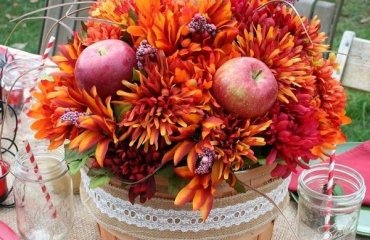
1, 56, 41, 114
298, 163, 365, 240
1, 56, 42, 144
13, 142, 73, 240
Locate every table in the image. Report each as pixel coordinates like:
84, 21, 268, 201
0, 194, 368, 240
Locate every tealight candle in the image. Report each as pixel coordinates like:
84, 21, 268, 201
0, 160, 10, 202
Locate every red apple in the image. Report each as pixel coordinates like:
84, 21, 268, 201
75, 39, 136, 100
212, 57, 278, 118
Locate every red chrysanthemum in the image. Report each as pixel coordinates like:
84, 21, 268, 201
266, 91, 321, 178
103, 143, 162, 204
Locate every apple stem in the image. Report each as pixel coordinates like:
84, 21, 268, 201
253, 70, 263, 80
98, 47, 107, 56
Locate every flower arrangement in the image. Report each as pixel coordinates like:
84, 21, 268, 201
28, 0, 350, 220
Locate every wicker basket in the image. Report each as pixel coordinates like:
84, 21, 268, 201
80, 164, 289, 240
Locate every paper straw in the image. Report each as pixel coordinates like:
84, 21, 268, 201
24, 141, 57, 218
326, 154, 335, 196
323, 154, 335, 240
23, 36, 55, 106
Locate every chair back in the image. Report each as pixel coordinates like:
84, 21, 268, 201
39, 0, 89, 55
334, 31, 370, 92
295, 0, 343, 47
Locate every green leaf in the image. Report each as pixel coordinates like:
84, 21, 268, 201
333, 184, 344, 196
87, 168, 114, 178
68, 158, 88, 175
157, 164, 174, 178
89, 175, 111, 189
113, 103, 132, 122
257, 158, 266, 165
168, 175, 188, 196
156, 164, 189, 196
65, 144, 95, 175
132, 69, 140, 82
87, 168, 114, 189
128, 8, 138, 22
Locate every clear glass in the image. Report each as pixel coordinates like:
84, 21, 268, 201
1, 56, 41, 113
1, 56, 42, 142
13, 142, 73, 240
298, 163, 365, 240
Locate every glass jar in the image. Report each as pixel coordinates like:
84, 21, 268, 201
1, 56, 42, 143
1, 56, 41, 114
13, 142, 73, 240
298, 163, 365, 240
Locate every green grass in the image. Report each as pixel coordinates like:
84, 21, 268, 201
0, 0, 46, 54
330, 0, 370, 141
0, 0, 369, 141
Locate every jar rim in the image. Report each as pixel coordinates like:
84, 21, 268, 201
14, 147, 68, 183
298, 163, 365, 202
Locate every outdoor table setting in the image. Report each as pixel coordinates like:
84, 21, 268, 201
1, 0, 370, 239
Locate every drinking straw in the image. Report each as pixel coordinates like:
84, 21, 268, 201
323, 154, 335, 240
23, 36, 55, 106
24, 140, 57, 218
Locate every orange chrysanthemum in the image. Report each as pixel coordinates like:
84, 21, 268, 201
235, 4, 316, 103
90, 0, 135, 27
311, 57, 351, 157
165, 116, 271, 220
116, 53, 206, 151
83, 21, 123, 46
69, 87, 117, 167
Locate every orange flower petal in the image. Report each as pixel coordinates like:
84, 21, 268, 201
200, 193, 213, 221
79, 131, 103, 152
95, 139, 110, 167
174, 185, 196, 206
174, 166, 194, 179
193, 189, 207, 211
187, 147, 197, 174
174, 140, 194, 166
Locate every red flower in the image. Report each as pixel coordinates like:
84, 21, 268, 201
103, 143, 162, 204
266, 92, 321, 178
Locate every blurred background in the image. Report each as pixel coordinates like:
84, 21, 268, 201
0, 0, 369, 142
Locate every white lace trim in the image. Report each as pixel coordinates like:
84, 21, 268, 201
81, 170, 290, 232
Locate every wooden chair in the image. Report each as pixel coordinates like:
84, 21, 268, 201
295, 0, 344, 47
39, 0, 90, 55
334, 31, 370, 92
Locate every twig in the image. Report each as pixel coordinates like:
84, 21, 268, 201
9, 1, 97, 23
4, 16, 73, 47
256, 0, 313, 46
239, 179, 300, 240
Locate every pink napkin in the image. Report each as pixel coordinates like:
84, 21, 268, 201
0, 221, 20, 240
289, 141, 370, 206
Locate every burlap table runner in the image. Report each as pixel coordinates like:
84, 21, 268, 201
1, 195, 368, 240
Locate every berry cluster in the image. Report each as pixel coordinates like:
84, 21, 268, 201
188, 13, 217, 37
60, 110, 86, 127
136, 40, 157, 70
195, 148, 217, 175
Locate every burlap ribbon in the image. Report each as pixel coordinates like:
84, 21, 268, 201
80, 171, 289, 240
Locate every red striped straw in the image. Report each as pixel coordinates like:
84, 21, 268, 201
323, 154, 335, 240
23, 36, 56, 106
24, 140, 57, 219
